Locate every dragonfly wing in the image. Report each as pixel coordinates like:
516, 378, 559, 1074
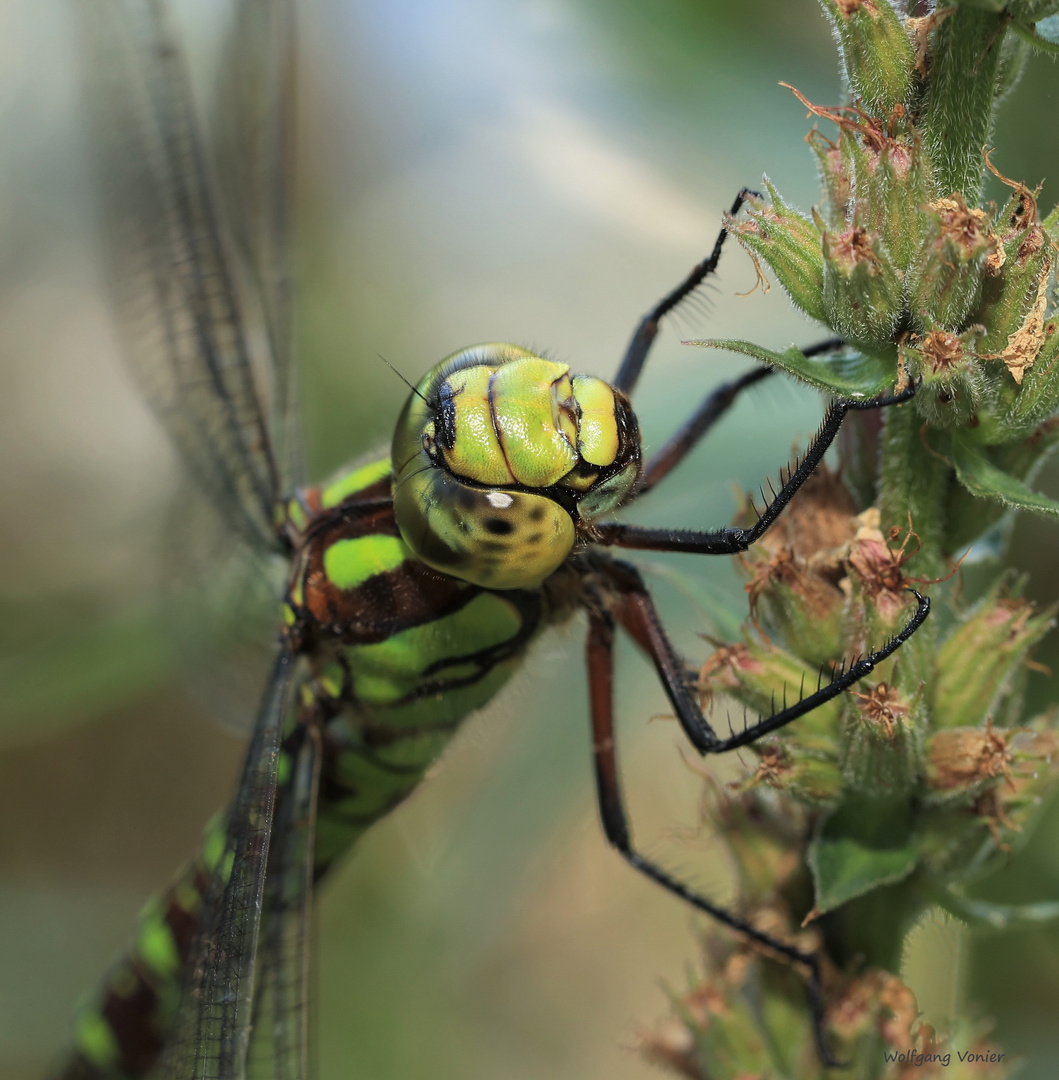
248, 723, 321, 1080
76, 0, 286, 551
159, 643, 297, 1080
162, 483, 288, 737
211, 0, 302, 491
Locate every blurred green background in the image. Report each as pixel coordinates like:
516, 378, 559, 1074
1, 1, 1057, 1077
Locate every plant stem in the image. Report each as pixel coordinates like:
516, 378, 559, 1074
922, 8, 1006, 199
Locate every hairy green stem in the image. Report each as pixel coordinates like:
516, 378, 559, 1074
922, 8, 1006, 199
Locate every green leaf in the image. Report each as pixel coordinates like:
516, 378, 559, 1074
808, 799, 918, 914
952, 434, 1059, 518
1009, 17, 1059, 53
937, 888, 1059, 930
687, 340, 895, 398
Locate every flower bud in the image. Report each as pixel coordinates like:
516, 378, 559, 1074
727, 182, 827, 323
918, 724, 1059, 873
999, 721, 1059, 838
746, 551, 847, 667
637, 953, 776, 1078
708, 787, 804, 901
853, 681, 911, 743
818, 0, 915, 116
905, 328, 988, 429
699, 641, 844, 752
841, 118, 927, 276
976, 179, 1050, 364
911, 194, 998, 332
827, 970, 918, 1056
925, 721, 1013, 801
736, 466, 857, 665
734, 743, 847, 807
933, 588, 1055, 730
845, 510, 918, 631
844, 683, 925, 795
934, 163, 1059, 449
995, 301, 1059, 438
807, 127, 850, 229
640, 913, 823, 1079
636, 1017, 697, 1079
976, 212, 1058, 443
822, 221, 904, 346
789, 80, 927, 271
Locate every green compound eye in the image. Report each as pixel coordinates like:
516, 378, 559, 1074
391, 344, 641, 590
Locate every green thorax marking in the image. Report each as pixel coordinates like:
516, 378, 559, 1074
323, 534, 409, 592
319, 457, 391, 510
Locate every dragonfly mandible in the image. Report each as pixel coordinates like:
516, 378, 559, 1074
53, 1, 929, 1077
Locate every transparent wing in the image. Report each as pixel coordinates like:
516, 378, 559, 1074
211, 0, 302, 489
162, 482, 289, 736
158, 643, 297, 1080
248, 724, 321, 1080
76, 0, 291, 551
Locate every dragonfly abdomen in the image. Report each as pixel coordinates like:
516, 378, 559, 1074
50, 818, 223, 1080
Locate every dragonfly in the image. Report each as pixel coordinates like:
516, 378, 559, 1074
54, 0, 929, 1077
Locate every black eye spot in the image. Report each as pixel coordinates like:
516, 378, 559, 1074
484, 517, 515, 535
527, 532, 543, 545
528, 505, 546, 522
437, 385, 458, 450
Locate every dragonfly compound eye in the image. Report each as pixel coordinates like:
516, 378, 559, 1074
391, 344, 641, 589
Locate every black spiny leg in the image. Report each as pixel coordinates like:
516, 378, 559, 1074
594, 381, 918, 557
585, 607, 840, 1067
585, 566, 928, 1066
603, 558, 929, 755
632, 336, 844, 500
610, 186, 846, 498
592, 190, 931, 1068
613, 188, 759, 394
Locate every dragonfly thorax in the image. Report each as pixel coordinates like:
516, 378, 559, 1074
391, 344, 641, 589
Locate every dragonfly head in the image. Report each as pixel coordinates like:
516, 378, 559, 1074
391, 344, 641, 589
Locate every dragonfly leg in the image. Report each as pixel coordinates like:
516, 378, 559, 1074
593, 380, 917, 556
611, 187, 848, 497
598, 556, 929, 754
632, 333, 846, 501
584, 605, 840, 1067
613, 188, 759, 394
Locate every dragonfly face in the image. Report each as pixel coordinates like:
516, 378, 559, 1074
55, 2, 930, 1077
391, 344, 641, 589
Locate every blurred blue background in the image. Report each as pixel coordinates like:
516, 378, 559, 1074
1, 1, 1056, 1077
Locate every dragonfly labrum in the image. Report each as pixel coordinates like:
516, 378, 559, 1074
54, 1, 930, 1078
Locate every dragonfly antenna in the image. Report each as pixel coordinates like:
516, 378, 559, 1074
378, 354, 428, 403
